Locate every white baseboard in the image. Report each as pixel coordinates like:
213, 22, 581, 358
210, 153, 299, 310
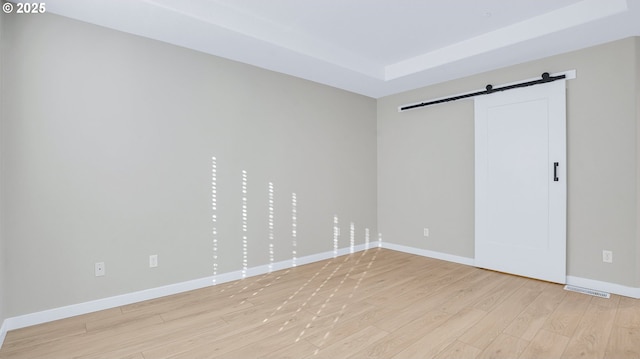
0, 319, 7, 349
381, 242, 475, 266
0, 243, 369, 346
566, 275, 640, 299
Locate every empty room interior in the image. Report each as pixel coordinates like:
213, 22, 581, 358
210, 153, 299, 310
1, 0, 640, 358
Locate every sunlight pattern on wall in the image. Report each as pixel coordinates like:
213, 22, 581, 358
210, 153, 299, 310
268, 182, 275, 273
333, 215, 339, 258
365, 228, 370, 249
292, 192, 298, 267
212, 156, 218, 284
241, 170, 248, 278
349, 222, 355, 254
208, 157, 378, 295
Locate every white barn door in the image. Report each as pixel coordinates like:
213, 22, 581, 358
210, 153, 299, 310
475, 80, 566, 284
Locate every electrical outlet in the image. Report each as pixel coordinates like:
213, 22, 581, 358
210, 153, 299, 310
95, 262, 105, 277
423, 228, 429, 237
602, 250, 613, 263
149, 254, 158, 268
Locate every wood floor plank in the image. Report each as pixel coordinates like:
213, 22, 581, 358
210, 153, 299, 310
306, 326, 388, 359
368, 297, 442, 332
504, 283, 566, 340
0, 320, 88, 354
138, 320, 240, 359
363, 267, 490, 331
367, 269, 490, 320
541, 290, 592, 337
301, 270, 417, 318
390, 307, 487, 359
476, 334, 529, 359
1, 311, 175, 359
257, 339, 319, 359
295, 304, 379, 348
85, 312, 164, 332
118, 353, 145, 359
458, 284, 544, 349
76, 311, 229, 359
1, 249, 638, 359
213, 320, 319, 359
348, 310, 453, 359
159, 296, 254, 323
603, 326, 640, 359
0, 307, 123, 353
615, 296, 640, 328
435, 270, 512, 315
434, 340, 482, 359
472, 274, 524, 312
561, 296, 619, 359
518, 329, 569, 359
362, 263, 476, 309
160, 307, 315, 359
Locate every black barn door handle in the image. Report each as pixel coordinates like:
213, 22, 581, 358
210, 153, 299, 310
554, 162, 559, 182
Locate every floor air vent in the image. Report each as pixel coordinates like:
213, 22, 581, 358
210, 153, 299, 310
563, 285, 610, 299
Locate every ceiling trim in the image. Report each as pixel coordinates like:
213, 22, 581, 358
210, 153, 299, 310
145, 0, 384, 79
385, 0, 628, 80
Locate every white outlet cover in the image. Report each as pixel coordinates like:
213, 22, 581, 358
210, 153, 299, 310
149, 255, 158, 268
95, 262, 105, 276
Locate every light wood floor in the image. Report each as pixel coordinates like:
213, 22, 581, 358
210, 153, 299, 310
1, 248, 639, 358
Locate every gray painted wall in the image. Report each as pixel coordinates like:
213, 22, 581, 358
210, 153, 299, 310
1, 12, 377, 316
378, 37, 639, 288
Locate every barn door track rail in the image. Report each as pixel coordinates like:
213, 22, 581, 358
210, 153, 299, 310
399, 70, 575, 112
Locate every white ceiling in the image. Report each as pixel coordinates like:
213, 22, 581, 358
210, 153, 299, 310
46, 0, 640, 98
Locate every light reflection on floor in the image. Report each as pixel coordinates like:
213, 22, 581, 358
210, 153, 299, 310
312, 248, 380, 355
277, 254, 352, 333
295, 247, 373, 344
262, 260, 333, 324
